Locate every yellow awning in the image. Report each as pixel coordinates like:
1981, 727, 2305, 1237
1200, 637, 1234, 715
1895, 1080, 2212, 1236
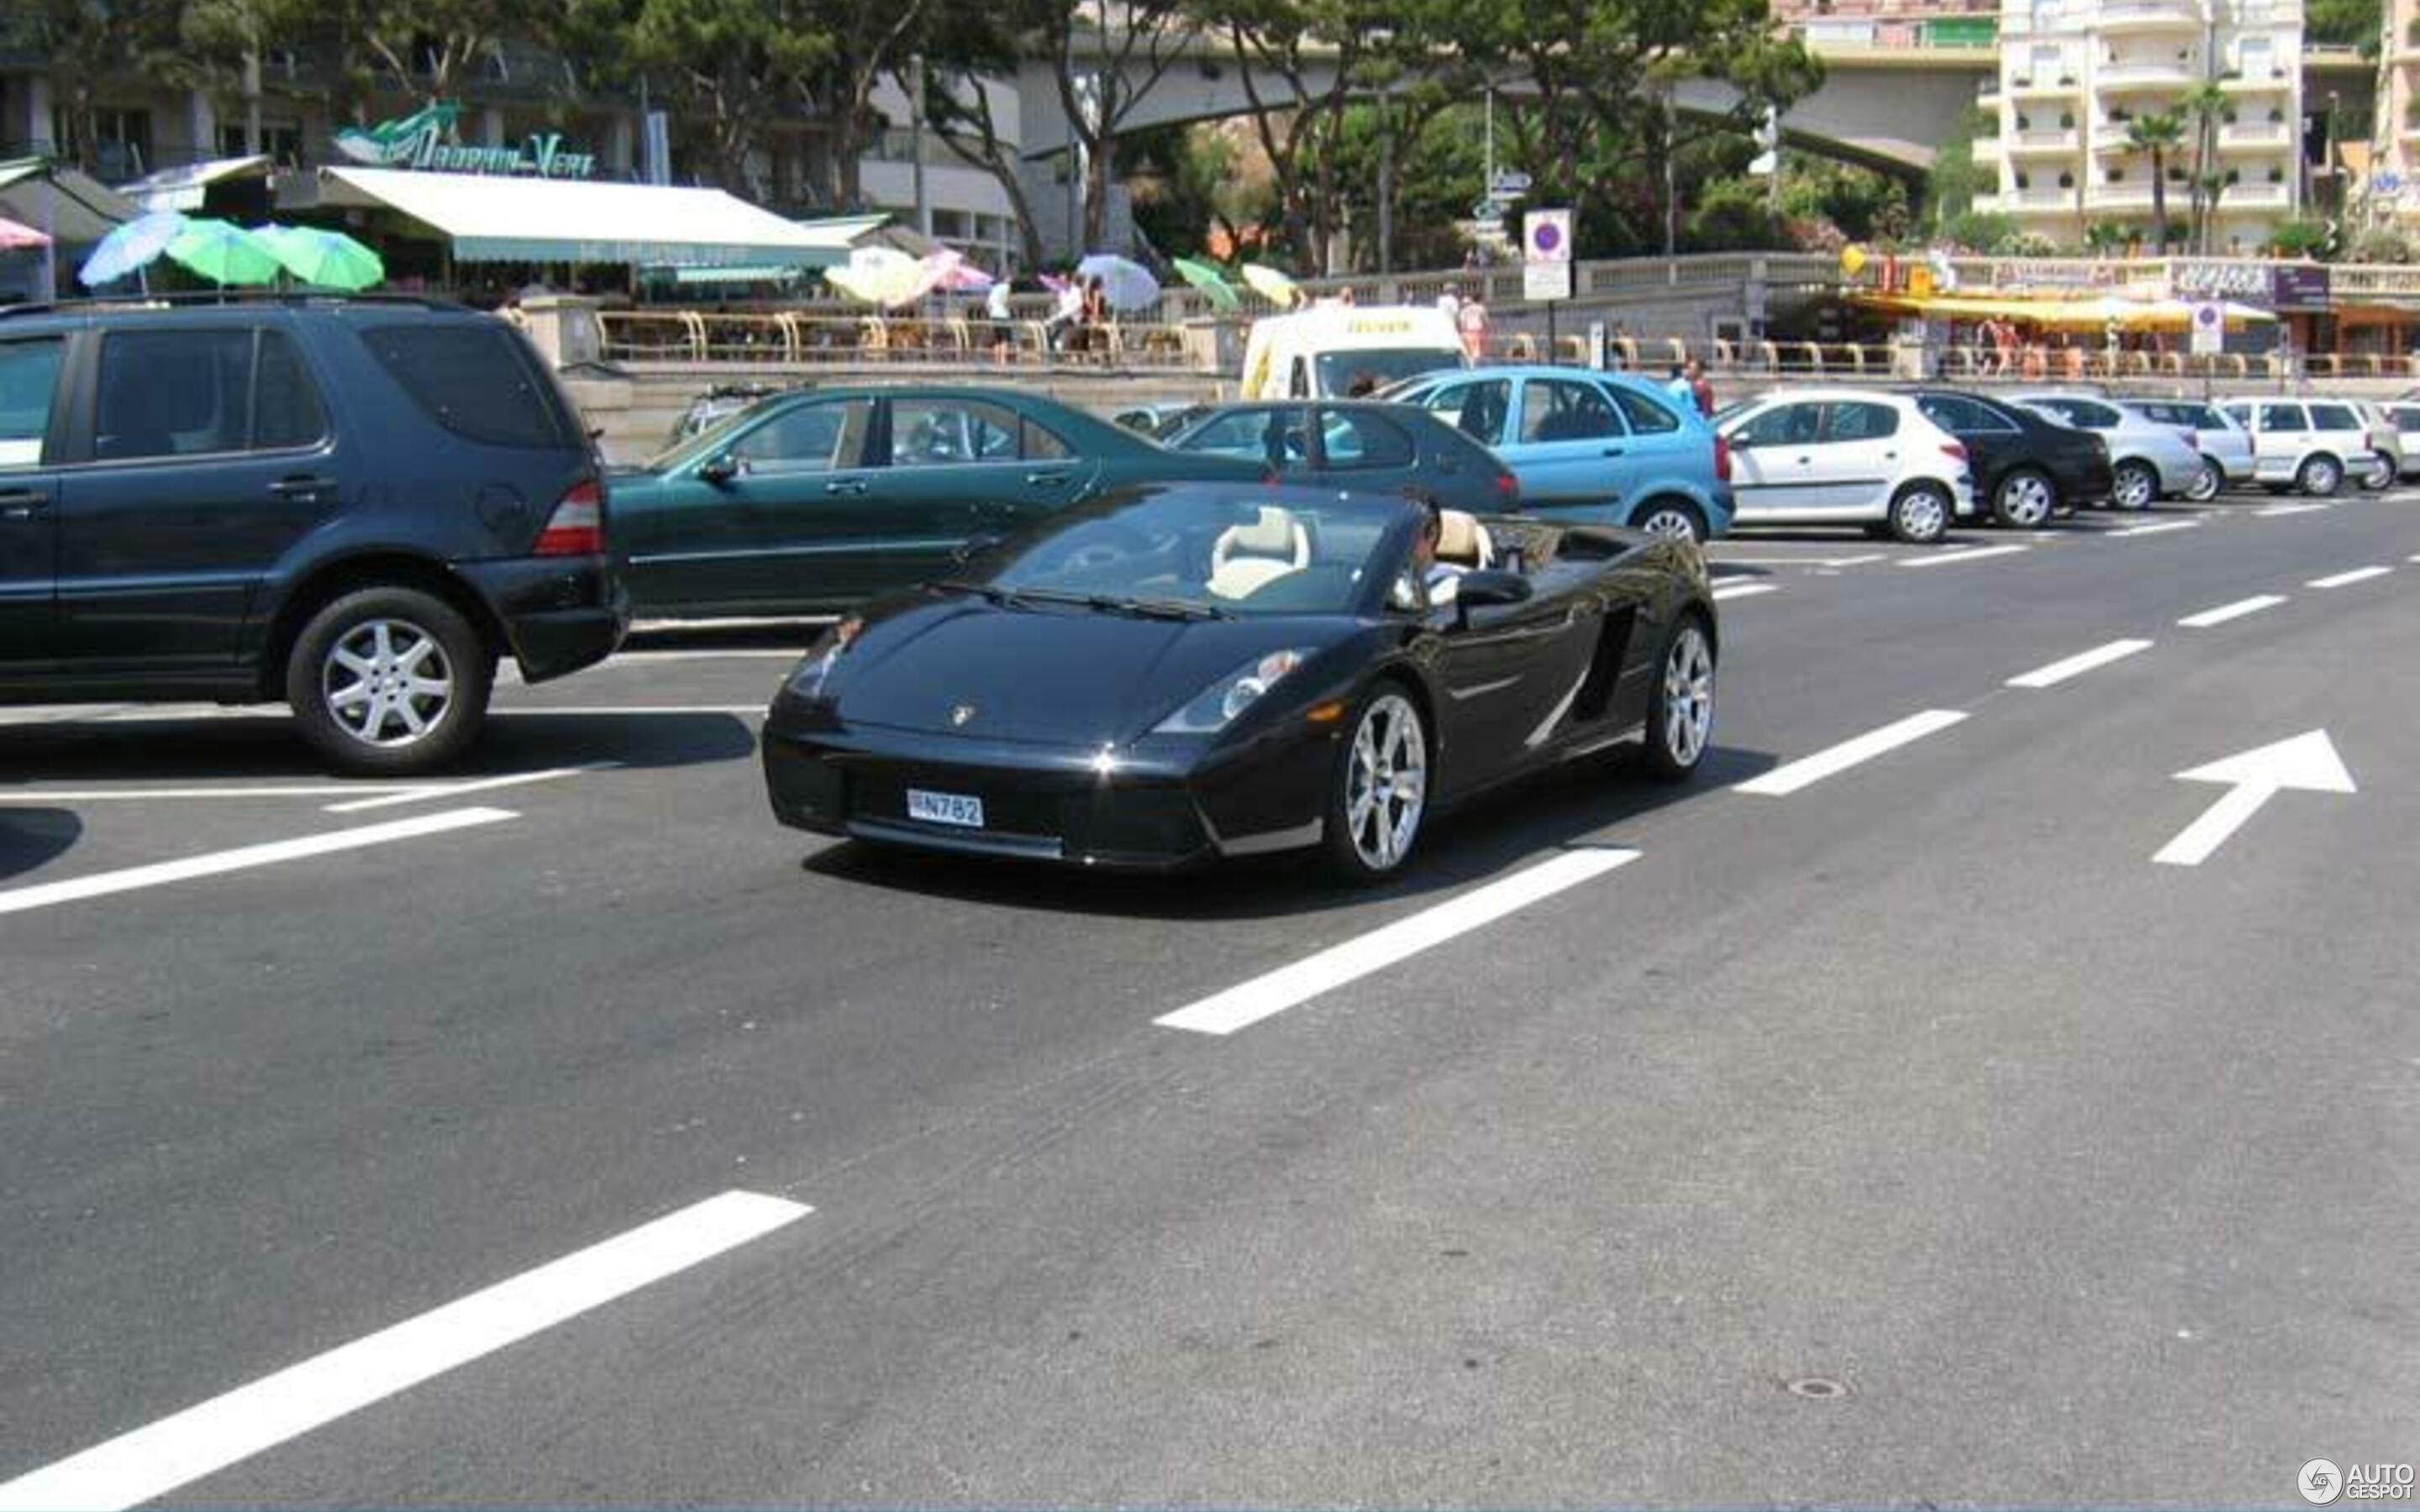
1853, 291, 2275, 329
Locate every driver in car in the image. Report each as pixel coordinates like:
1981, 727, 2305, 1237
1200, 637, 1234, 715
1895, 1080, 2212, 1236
1410, 493, 1463, 606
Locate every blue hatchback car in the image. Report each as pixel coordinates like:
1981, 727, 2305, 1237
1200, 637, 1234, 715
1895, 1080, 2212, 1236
1385, 366, 1734, 542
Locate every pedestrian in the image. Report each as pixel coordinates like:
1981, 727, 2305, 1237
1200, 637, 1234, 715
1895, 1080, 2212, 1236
1438, 282, 1462, 324
1081, 275, 1108, 361
986, 277, 1014, 364
1338, 285, 1356, 306
1048, 277, 1083, 354
1667, 362, 1693, 406
1457, 292, 1490, 363
1686, 357, 1715, 418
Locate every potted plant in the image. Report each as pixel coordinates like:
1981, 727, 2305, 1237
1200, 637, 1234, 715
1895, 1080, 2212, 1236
2268, 165, 2285, 183
2223, 107, 2238, 125
2226, 168, 2242, 185
2060, 110, 2075, 129
2059, 171, 2075, 188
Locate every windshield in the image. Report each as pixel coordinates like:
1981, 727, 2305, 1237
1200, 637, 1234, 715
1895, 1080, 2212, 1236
960, 487, 1409, 617
1315, 348, 1464, 397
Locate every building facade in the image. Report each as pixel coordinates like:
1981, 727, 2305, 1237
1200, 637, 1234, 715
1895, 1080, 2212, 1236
1772, 0, 2003, 50
1975, 0, 2307, 251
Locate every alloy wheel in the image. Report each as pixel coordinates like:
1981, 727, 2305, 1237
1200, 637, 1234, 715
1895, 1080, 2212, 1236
1345, 693, 1427, 873
322, 619, 454, 748
2185, 461, 2223, 503
2113, 463, 2156, 511
1638, 507, 1702, 543
1895, 487, 1948, 543
1996, 472, 2054, 528
1660, 623, 1715, 769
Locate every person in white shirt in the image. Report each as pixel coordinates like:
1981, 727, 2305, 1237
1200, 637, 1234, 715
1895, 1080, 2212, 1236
985, 279, 1013, 363
1437, 283, 1462, 324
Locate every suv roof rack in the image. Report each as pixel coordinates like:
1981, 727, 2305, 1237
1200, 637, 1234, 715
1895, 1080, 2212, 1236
0, 291, 475, 320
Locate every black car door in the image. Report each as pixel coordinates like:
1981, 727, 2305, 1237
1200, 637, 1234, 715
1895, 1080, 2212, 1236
1426, 577, 1597, 794
0, 332, 67, 678
55, 323, 336, 672
1913, 392, 2018, 498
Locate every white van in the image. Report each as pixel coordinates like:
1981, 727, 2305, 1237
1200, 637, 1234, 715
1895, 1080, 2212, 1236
1239, 305, 1465, 401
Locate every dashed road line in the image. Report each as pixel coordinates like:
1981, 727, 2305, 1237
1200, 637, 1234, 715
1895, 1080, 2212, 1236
0, 1190, 810, 1512
2179, 595, 2288, 628
2107, 519, 2202, 538
2308, 565, 2392, 590
2256, 502, 2329, 517
1733, 710, 1970, 797
2006, 638, 2154, 690
322, 763, 619, 814
1711, 582, 1779, 602
1902, 545, 2028, 569
0, 785, 411, 805
1155, 848, 1640, 1037
0, 808, 517, 918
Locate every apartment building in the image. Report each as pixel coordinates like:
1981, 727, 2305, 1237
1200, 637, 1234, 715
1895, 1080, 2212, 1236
2370, 0, 2420, 221
1975, 0, 2306, 251
1772, 0, 2002, 49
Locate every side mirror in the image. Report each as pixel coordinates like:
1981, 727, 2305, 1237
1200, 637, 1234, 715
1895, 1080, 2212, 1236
698, 453, 741, 486
1725, 432, 1752, 450
1455, 569, 1533, 608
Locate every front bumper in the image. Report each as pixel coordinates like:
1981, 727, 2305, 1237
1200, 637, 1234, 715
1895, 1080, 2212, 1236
458, 554, 629, 683
762, 698, 1332, 871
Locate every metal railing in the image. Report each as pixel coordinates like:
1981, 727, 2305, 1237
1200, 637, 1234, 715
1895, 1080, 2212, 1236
597, 308, 1196, 369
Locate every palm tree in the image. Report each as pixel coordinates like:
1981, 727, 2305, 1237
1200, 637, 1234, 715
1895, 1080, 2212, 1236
2127, 111, 2189, 254
2180, 83, 2229, 254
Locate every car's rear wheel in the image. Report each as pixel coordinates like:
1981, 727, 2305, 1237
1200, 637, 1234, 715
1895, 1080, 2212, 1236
2185, 459, 2223, 503
1631, 499, 1707, 544
1321, 685, 1428, 884
1887, 481, 1952, 544
287, 586, 492, 776
1638, 614, 1716, 781
1991, 467, 2058, 528
2358, 454, 2395, 491
2112, 459, 2159, 511
2296, 454, 2343, 497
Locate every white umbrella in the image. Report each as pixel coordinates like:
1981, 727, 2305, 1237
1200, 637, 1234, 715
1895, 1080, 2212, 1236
824, 246, 934, 307
1076, 252, 1160, 312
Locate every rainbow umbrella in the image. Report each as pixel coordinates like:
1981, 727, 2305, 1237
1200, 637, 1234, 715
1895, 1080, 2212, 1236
1172, 256, 1239, 312
166, 218, 281, 286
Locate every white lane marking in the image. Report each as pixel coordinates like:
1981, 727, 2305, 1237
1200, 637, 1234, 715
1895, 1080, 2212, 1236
0, 1190, 810, 1512
611, 649, 805, 663
0, 785, 413, 804
492, 705, 762, 717
0, 809, 515, 918
1155, 848, 1639, 1037
2107, 519, 2202, 538
1826, 553, 1891, 567
1708, 553, 1886, 568
322, 763, 619, 814
631, 615, 834, 633
1901, 545, 2028, 569
1711, 582, 1779, 601
2006, 638, 2155, 690
2179, 594, 2287, 628
1734, 710, 1970, 797
2308, 565, 2391, 589
2255, 502, 2328, 517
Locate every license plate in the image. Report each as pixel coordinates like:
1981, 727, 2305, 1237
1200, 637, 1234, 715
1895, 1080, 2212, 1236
906, 788, 985, 828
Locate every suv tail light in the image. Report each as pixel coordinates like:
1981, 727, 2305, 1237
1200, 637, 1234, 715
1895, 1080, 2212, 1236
1495, 470, 1520, 502
534, 477, 605, 556
1714, 433, 1733, 484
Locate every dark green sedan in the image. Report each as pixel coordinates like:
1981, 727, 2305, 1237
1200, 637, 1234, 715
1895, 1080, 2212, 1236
612, 386, 1258, 617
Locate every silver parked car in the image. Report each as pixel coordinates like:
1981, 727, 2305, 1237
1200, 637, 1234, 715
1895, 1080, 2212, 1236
2006, 391, 2205, 509
2383, 402, 2420, 480
2127, 399, 2253, 501
2215, 397, 2386, 496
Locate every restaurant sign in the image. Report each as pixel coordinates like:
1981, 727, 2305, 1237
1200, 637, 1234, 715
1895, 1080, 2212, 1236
2270, 264, 2331, 312
2171, 260, 2274, 302
334, 101, 597, 178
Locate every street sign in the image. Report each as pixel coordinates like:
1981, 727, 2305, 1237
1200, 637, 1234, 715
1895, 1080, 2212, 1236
1489, 171, 1533, 196
1523, 261, 1573, 302
1524, 207, 1574, 265
2187, 298, 2224, 356
2153, 730, 2354, 866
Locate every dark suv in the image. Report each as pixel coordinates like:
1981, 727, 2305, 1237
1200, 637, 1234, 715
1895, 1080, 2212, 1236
0, 295, 623, 774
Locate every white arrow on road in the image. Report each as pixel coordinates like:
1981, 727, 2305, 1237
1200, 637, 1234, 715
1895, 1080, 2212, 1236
2154, 730, 2355, 866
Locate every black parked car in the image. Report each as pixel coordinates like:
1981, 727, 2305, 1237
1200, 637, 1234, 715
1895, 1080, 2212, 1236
0, 294, 623, 774
1901, 387, 2113, 527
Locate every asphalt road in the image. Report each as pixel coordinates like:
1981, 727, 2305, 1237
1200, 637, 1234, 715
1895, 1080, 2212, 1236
2, 492, 2415, 1508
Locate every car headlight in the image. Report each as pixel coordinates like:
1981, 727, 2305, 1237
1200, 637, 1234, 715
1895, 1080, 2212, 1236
786, 617, 862, 699
1153, 648, 1307, 735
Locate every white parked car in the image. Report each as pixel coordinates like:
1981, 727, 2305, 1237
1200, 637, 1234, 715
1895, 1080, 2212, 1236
2345, 401, 2402, 491
2126, 398, 2254, 501
2215, 397, 2385, 496
2382, 402, 2420, 480
2006, 391, 2205, 509
1715, 389, 1975, 543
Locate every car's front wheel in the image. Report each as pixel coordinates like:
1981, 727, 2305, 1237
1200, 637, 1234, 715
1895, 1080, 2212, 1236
2296, 454, 2344, 497
1321, 685, 1428, 884
1630, 499, 1707, 544
1992, 467, 2059, 528
2112, 459, 2159, 512
1887, 481, 1953, 544
287, 586, 492, 776
1638, 614, 1716, 781
2185, 458, 2224, 503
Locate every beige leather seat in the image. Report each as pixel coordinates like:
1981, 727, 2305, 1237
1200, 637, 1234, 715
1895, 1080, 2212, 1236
1434, 509, 1494, 569
1207, 507, 1313, 599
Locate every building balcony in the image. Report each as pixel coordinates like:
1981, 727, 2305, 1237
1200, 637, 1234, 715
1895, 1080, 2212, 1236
2086, 182, 2159, 210
2002, 186, 2080, 211
2218, 120, 2292, 149
2215, 182, 2292, 209
2218, 69, 2293, 93
2004, 128, 2083, 156
2096, 0, 2205, 34
2008, 74, 2085, 98
2097, 58, 2197, 91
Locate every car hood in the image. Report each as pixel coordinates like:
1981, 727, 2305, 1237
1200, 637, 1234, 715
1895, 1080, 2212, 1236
835, 598, 1347, 746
